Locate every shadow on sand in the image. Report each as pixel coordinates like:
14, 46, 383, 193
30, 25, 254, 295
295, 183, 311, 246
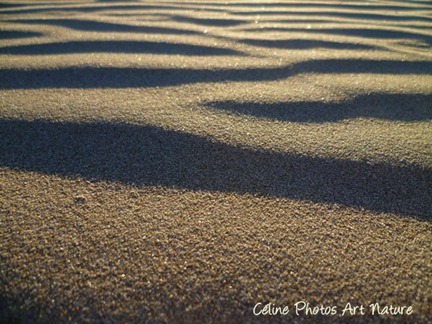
206, 93, 432, 122
1, 59, 431, 89
0, 30, 43, 39
239, 38, 379, 50
169, 14, 247, 27
0, 40, 243, 56
234, 10, 432, 23
9, 18, 199, 35
0, 119, 431, 219
172, 1, 432, 12
1, 4, 197, 15
244, 27, 432, 44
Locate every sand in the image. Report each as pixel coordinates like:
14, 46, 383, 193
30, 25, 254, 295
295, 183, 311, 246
1, 0, 431, 322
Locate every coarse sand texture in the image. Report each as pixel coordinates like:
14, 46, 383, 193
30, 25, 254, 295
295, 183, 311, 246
1, 0, 432, 323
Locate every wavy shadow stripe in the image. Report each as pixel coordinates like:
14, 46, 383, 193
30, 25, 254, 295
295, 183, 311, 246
0, 30, 43, 39
0, 40, 243, 56
240, 39, 379, 50
206, 93, 432, 123
258, 19, 337, 24
0, 4, 226, 15
1, 119, 430, 218
1, 60, 431, 89
232, 10, 432, 23
9, 19, 199, 35
0, 3, 28, 9
245, 27, 432, 43
166, 1, 432, 12
168, 15, 247, 27
97, 0, 136, 2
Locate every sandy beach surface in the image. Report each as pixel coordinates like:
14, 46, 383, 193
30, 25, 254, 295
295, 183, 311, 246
1, 0, 431, 322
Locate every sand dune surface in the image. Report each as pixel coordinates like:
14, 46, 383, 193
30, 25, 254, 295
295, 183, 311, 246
1, 0, 431, 322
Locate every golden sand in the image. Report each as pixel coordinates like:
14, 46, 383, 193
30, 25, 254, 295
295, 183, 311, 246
1, 0, 431, 322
